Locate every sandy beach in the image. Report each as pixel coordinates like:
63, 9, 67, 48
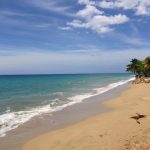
22, 83, 150, 150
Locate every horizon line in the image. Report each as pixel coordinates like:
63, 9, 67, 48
0, 72, 131, 76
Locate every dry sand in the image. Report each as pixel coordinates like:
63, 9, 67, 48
22, 84, 150, 150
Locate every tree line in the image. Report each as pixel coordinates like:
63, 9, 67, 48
126, 56, 150, 78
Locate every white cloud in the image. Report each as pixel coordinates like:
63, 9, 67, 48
76, 5, 103, 18
68, 3, 129, 34
70, 14, 128, 33
67, 1, 129, 34
98, 0, 150, 16
98, 1, 116, 9
78, 0, 95, 5
78, 0, 89, 4
67, 19, 87, 28
58, 26, 72, 30
68, 0, 150, 34
89, 14, 129, 33
135, 4, 150, 15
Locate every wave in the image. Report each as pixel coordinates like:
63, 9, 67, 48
68, 77, 135, 102
0, 77, 134, 137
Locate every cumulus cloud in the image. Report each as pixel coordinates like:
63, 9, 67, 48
76, 5, 103, 18
68, 14, 129, 33
66, 0, 150, 33
67, 1, 129, 34
78, 0, 95, 5
98, 1, 115, 9
99, 0, 150, 16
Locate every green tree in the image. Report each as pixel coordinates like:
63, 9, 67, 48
144, 56, 150, 77
126, 58, 143, 77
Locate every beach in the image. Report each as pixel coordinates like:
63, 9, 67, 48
1, 0, 150, 149
22, 83, 150, 150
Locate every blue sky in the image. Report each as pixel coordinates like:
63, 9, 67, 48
0, 0, 150, 74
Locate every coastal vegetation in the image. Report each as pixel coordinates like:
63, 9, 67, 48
126, 56, 150, 83
126, 56, 150, 77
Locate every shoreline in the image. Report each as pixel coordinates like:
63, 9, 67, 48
0, 77, 133, 138
22, 83, 150, 150
0, 82, 130, 150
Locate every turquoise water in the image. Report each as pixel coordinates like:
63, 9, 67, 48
0, 73, 132, 113
0, 73, 133, 137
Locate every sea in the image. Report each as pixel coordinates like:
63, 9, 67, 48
0, 73, 134, 137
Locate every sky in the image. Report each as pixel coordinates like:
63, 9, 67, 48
0, 0, 150, 74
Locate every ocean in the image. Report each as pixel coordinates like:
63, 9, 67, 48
0, 73, 134, 137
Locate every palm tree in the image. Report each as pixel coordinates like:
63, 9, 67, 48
144, 56, 150, 77
126, 59, 143, 77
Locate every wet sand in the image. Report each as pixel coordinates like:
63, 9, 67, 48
0, 83, 129, 150
23, 83, 150, 150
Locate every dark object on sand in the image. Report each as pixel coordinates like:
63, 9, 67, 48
130, 113, 146, 124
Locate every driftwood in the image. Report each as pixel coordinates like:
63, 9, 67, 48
130, 113, 146, 124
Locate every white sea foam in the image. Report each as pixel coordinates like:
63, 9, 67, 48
0, 77, 134, 137
68, 77, 135, 102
